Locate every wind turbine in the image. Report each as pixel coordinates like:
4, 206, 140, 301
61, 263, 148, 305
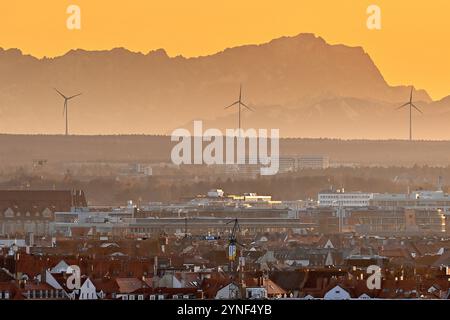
54, 88, 82, 135
397, 86, 422, 141
224, 85, 254, 131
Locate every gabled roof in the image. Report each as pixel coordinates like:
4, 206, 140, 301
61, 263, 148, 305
323, 285, 351, 300
50, 260, 70, 274
264, 278, 287, 296
201, 277, 234, 298
432, 251, 450, 268
115, 278, 148, 294
92, 278, 119, 294
270, 271, 307, 291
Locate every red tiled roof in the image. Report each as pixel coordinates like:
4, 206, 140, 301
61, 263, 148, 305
0, 190, 87, 214
115, 278, 149, 293
201, 276, 232, 299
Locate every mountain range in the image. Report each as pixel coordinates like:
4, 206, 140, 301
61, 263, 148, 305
1, 33, 449, 139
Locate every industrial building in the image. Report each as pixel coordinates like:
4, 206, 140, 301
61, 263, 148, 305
318, 190, 374, 207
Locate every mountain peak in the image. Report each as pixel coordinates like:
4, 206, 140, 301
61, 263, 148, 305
147, 48, 169, 58
0, 33, 444, 137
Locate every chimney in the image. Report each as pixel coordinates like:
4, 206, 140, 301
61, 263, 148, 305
40, 269, 47, 284
438, 176, 443, 191
153, 256, 158, 276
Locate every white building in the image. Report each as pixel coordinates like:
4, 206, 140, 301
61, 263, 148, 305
78, 278, 98, 300
215, 283, 241, 299
318, 190, 374, 207
245, 287, 267, 299
207, 189, 224, 198
297, 155, 329, 170
371, 190, 450, 213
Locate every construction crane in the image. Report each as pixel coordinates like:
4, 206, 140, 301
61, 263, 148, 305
226, 218, 248, 271
225, 218, 247, 299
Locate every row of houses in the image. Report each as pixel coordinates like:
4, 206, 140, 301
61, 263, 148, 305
1, 256, 449, 300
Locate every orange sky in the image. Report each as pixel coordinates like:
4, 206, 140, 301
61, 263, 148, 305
0, 0, 449, 100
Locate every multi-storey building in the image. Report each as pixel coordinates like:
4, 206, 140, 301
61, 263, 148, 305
371, 190, 450, 213
0, 190, 87, 236
318, 190, 374, 207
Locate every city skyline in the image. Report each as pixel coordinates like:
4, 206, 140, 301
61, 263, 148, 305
1, 0, 450, 307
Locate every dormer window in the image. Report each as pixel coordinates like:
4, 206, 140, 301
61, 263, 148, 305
4, 208, 14, 218
42, 208, 52, 218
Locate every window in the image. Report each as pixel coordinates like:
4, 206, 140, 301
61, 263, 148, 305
138, 295, 144, 300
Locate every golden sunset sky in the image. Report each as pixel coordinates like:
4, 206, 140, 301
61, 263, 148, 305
0, 0, 449, 99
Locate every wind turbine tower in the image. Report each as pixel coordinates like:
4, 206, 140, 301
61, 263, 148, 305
54, 88, 82, 135
397, 86, 422, 141
224, 85, 253, 131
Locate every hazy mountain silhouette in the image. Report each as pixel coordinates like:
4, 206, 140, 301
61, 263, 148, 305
1, 33, 449, 139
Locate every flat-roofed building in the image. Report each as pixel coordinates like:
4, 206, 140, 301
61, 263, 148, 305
297, 155, 329, 170
348, 208, 446, 235
371, 190, 450, 213
318, 190, 373, 207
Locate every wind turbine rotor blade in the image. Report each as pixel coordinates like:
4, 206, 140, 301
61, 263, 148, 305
410, 87, 413, 103
67, 93, 82, 100
397, 102, 410, 110
224, 101, 239, 109
54, 88, 67, 99
411, 103, 423, 114
239, 84, 242, 102
63, 101, 67, 115
241, 102, 254, 111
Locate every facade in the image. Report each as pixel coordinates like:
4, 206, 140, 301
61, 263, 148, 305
0, 190, 87, 236
207, 189, 224, 198
318, 190, 374, 207
78, 278, 98, 300
346, 208, 445, 234
215, 283, 240, 299
371, 190, 450, 213
223, 155, 329, 177
323, 285, 351, 300
297, 155, 329, 170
